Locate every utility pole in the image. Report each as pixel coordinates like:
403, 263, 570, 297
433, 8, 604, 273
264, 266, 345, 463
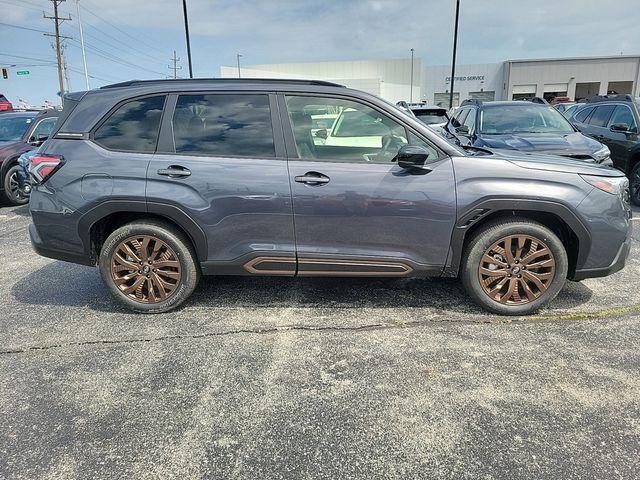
448, 0, 461, 109
168, 50, 182, 79
236, 53, 242, 78
409, 48, 414, 103
182, 0, 193, 78
76, 0, 89, 90
61, 43, 71, 92
44, 0, 72, 102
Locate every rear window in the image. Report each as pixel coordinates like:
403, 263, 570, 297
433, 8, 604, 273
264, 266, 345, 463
573, 106, 593, 123
171, 94, 275, 157
413, 110, 447, 125
94, 95, 165, 152
0, 95, 8, 102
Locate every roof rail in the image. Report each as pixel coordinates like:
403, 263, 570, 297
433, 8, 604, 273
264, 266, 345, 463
586, 94, 635, 103
460, 98, 482, 107
100, 78, 345, 89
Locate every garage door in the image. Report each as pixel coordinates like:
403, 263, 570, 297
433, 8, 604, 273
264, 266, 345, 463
469, 91, 495, 102
434, 92, 459, 107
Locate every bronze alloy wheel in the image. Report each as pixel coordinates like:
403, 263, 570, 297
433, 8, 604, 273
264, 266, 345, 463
478, 235, 556, 305
110, 235, 182, 303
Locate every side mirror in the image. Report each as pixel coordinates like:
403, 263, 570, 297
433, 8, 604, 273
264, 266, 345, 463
314, 129, 328, 139
455, 124, 470, 135
395, 145, 432, 171
610, 123, 630, 133
29, 134, 49, 146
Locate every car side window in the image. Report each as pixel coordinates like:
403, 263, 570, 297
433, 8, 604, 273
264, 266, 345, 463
574, 106, 593, 124
587, 105, 616, 127
608, 105, 637, 132
462, 108, 476, 133
94, 95, 165, 152
285, 95, 438, 164
171, 94, 275, 157
30, 117, 58, 140
452, 108, 469, 128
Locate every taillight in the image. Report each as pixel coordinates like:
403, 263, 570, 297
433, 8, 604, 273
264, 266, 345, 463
29, 154, 64, 184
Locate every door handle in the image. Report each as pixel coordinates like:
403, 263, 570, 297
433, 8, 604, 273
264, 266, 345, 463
294, 172, 330, 185
157, 165, 191, 178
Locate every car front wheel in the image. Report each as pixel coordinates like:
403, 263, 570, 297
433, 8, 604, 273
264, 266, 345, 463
461, 219, 568, 316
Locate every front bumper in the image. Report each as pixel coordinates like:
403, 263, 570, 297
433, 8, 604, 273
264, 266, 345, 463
573, 232, 632, 280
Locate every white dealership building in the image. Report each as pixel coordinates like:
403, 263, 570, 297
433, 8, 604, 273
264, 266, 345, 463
220, 54, 640, 107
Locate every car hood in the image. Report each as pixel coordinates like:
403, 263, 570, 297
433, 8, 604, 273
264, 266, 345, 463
478, 132, 602, 158
0, 139, 26, 158
488, 149, 624, 177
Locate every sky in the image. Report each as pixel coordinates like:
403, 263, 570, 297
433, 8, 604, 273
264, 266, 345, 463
1, 0, 640, 105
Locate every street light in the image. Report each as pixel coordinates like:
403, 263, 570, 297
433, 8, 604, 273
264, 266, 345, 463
236, 53, 243, 78
448, 0, 461, 109
409, 48, 414, 103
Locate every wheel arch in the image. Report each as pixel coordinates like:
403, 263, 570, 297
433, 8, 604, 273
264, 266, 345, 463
78, 200, 208, 264
446, 199, 590, 280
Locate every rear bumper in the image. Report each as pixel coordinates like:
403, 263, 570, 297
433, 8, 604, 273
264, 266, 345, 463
572, 231, 631, 281
29, 223, 94, 266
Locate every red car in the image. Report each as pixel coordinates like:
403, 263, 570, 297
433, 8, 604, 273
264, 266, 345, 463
0, 94, 13, 112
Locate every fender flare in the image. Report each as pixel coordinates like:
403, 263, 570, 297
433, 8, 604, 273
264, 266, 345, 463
77, 200, 208, 261
445, 197, 591, 277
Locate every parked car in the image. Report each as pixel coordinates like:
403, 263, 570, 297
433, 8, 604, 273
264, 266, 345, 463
443, 99, 613, 165
0, 94, 13, 112
567, 94, 640, 205
0, 109, 58, 204
407, 103, 450, 126
554, 102, 575, 114
549, 96, 571, 106
28, 79, 631, 316
560, 103, 581, 119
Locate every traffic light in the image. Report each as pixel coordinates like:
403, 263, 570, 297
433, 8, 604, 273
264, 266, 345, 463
1, 68, 8, 80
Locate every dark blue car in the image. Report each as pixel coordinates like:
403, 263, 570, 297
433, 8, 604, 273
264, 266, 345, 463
443, 99, 613, 165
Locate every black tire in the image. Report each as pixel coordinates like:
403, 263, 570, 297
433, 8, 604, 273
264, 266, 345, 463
2, 163, 29, 206
630, 162, 640, 207
99, 220, 200, 313
461, 218, 568, 316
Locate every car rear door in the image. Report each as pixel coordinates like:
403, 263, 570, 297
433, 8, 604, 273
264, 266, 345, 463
279, 93, 456, 276
147, 91, 296, 275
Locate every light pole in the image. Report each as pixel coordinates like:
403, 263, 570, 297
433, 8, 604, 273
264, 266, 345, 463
182, 0, 193, 78
236, 53, 242, 78
409, 48, 414, 103
448, 0, 461, 109
76, 0, 89, 90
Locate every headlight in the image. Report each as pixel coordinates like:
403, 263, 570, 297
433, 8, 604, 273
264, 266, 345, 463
592, 145, 611, 162
580, 174, 627, 196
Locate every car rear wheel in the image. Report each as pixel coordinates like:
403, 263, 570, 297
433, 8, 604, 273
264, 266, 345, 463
2, 163, 30, 206
630, 162, 640, 206
99, 220, 200, 313
461, 219, 568, 316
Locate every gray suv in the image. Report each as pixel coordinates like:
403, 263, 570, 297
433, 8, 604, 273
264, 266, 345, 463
28, 79, 632, 315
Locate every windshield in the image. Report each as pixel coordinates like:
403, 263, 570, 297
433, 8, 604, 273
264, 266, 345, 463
414, 111, 447, 125
0, 115, 36, 141
479, 105, 574, 134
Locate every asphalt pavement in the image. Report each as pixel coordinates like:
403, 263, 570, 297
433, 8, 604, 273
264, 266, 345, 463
0, 203, 639, 479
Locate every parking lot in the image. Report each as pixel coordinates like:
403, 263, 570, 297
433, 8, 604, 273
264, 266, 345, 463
0, 203, 639, 479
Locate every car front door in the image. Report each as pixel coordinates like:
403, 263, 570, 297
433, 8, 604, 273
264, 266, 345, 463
280, 94, 457, 276
605, 104, 639, 172
147, 92, 296, 275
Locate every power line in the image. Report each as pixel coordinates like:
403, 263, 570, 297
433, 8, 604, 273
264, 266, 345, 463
0, 22, 51, 35
66, 38, 165, 76
79, 0, 167, 57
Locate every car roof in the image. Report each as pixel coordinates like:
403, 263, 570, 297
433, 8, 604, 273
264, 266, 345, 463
409, 105, 447, 111
480, 101, 550, 108
0, 110, 38, 118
